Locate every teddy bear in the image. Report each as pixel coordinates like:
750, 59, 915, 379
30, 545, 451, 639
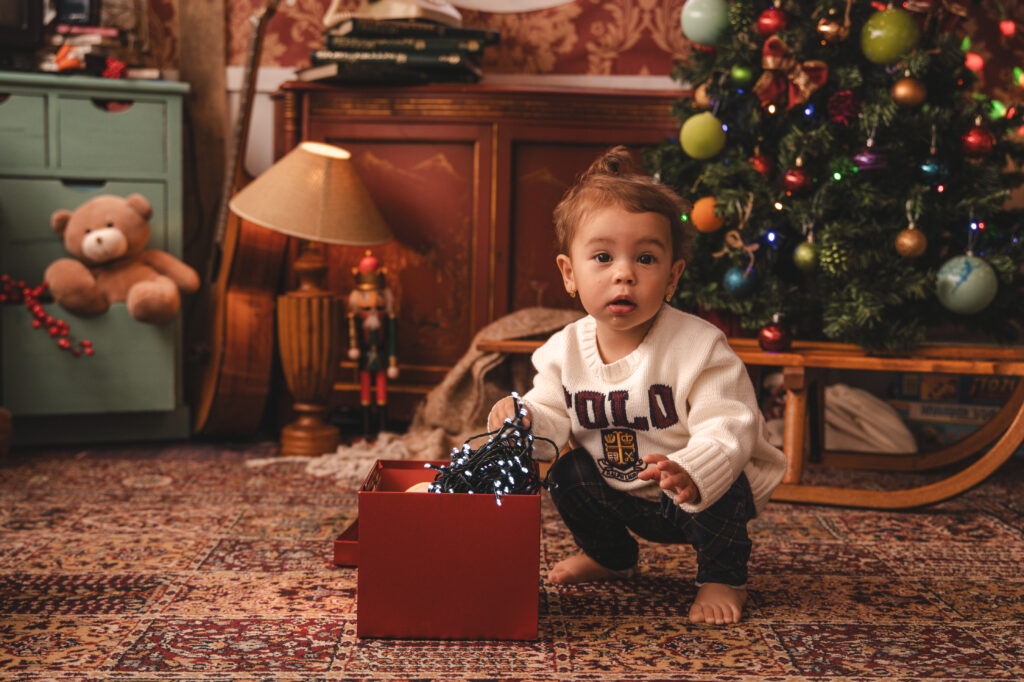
44, 193, 200, 324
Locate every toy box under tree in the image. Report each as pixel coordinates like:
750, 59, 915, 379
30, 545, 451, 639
887, 372, 1024, 453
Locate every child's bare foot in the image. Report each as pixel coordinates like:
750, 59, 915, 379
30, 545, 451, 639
547, 553, 632, 584
689, 583, 747, 624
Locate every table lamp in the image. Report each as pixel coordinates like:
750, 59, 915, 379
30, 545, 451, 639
229, 141, 392, 456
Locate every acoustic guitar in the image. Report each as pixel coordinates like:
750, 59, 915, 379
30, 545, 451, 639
191, 0, 288, 436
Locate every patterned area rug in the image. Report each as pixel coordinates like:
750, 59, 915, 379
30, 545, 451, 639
1, 441, 1022, 680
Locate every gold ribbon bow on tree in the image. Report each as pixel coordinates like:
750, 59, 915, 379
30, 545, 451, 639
753, 36, 829, 111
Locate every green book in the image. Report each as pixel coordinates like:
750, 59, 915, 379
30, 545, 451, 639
297, 55, 481, 85
310, 49, 479, 72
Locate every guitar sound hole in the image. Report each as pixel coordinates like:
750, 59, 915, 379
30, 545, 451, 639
91, 98, 134, 113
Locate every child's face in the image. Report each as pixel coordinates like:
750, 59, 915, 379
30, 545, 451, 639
557, 204, 685, 351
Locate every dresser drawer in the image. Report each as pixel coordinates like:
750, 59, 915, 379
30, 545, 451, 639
57, 95, 169, 173
0, 91, 48, 171
0, 178, 168, 285
1, 304, 178, 415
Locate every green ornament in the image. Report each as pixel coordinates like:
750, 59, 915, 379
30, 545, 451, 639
793, 241, 818, 271
728, 0, 755, 32
861, 8, 920, 65
680, 112, 726, 160
817, 241, 846, 277
680, 0, 730, 46
730, 64, 754, 85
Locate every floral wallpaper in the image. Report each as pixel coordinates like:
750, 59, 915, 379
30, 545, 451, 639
145, 1, 1020, 92
148, 0, 690, 76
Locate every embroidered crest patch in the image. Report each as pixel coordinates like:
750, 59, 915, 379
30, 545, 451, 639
598, 428, 642, 481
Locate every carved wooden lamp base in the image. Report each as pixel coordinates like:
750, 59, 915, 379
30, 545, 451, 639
276, 242, 341, 457
280, 402, 339, 456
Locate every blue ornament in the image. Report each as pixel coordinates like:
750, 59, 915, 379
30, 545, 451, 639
920, 155, 949, 185
680, 0, 730, 46
935, 254, 998, 314
723, 266, 759, 297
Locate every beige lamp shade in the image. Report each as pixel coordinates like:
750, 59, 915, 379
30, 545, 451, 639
229, 141, 393, 246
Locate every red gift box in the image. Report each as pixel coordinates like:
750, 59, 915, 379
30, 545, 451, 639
334, 459, 540, 640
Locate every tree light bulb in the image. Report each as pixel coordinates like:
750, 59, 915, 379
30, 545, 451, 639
965, 52, 985, 72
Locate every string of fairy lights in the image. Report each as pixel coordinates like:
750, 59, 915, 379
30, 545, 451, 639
424, 393, 557, 506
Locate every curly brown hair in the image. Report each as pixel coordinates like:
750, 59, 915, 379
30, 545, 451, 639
552, 146, 694, 262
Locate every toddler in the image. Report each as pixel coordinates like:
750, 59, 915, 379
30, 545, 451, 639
488, 147, 786, 625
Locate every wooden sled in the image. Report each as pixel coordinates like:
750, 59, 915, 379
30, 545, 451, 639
477, 337, 1024, 509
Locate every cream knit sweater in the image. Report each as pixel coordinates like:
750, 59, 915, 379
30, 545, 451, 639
522, 305, 787, 516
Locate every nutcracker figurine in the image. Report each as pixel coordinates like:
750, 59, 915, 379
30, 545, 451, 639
347, 250, 398, 437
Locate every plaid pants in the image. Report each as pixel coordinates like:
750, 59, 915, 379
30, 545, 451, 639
547, 448, 756, 586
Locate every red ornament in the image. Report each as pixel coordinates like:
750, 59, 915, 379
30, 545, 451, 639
749, 153, 774, 176
758, 318, 792, 352
757, 7, 788, 36
961, 124, 995, 157
783, 166, 812, 194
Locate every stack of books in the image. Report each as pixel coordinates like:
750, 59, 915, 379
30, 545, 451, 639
41, 24, 124, 72
297, 17, 500, 85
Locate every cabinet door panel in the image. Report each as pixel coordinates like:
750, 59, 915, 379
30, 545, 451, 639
315, 127, 490, 384
507, 133, 676, 313
508, 141, 617, 312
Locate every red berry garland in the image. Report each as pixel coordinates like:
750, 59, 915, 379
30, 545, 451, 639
0, 274, 94, 357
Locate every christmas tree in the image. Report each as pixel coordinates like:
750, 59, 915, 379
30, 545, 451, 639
648, 0, 1024, 351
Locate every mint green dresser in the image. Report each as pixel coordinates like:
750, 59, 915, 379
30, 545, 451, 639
0, 72, 191, 445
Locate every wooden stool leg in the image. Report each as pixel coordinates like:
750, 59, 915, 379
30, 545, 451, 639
782, 366, 807, 484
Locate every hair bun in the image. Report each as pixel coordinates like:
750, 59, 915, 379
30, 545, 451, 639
583, 145, 636, 181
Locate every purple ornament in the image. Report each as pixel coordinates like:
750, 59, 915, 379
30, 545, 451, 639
853, 145, 887, 171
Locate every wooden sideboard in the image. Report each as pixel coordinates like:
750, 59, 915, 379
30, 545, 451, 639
272, 82, 682, 418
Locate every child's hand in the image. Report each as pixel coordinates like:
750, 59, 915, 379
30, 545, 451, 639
639, 454, 699, 505
487, 396, 531, 432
